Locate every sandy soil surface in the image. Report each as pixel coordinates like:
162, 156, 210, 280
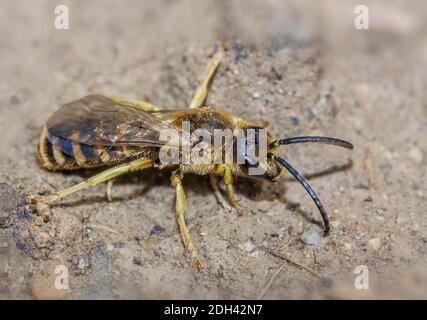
0, 0, 426, 299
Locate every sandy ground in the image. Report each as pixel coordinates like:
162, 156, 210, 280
0, 0, 426, 299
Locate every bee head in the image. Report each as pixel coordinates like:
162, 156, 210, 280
238, 126, 285, 181
238, 129, 353, 235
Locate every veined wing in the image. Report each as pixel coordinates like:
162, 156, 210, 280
46, 95, 183, 147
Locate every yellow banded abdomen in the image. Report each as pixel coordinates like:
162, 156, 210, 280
36, 125, 129, 170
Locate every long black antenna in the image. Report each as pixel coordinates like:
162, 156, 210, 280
268, 153, 330, 235
271, 136, 353, 149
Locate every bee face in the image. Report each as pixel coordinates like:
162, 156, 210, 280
265, 156, 286, 181
238, 126, 285, 181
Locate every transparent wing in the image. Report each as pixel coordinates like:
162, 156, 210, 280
46, 95, 183, 147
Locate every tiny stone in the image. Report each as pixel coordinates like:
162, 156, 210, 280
300, 224, 323, 246
368, 237, 381, 250
408, 147, 423, 164
355, 183, 370, 190
10, 94, 21, 105
249, 250, 259, 258
330, 220, 340, 228
33, 216, 44, 226
0, 212, 11, 228
397, 212, 413, 224
133, 234, 144, 242
320, 277, 334, 288
78, 258, 86, 270
290, 116, 300, 126
150, 225, 165, 236
252, 91, 261, 99
114, 242, 125, 249
244, 240, 255, 253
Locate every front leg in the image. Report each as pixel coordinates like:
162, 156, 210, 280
171, 171, 202, 270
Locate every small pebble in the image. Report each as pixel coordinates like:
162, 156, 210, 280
368, 237, 381, 250
133, 257, 142, 266
114, 242, 126, 249
249, 250, 259, 258
150, 225, 165, 236
0, 212, 11, 228
78, 258, 86, 270
320, 277, 334, 288
290, 116, 300, 126
244, 240, 255, 253
397, 212, 414, 224
252, 91, 261, 99
355, 183, 370, 190
300, 224, 323, 246
133, 234, 144, 242
10, 94, 21, 105
330, 220, 340, 228
408, 147, 423, 164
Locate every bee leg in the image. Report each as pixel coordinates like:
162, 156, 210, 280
108, 96, 161, 111
190, 41, 225, 108
171, 171, 202, 270
215, 166, 242, 216
106, 178, 116, 202
31, 159, 153, 205
209, 174, 231, 212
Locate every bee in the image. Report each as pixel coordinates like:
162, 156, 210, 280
30, 43, 353, 270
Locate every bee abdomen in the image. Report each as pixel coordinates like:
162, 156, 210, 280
36, 125, 124, 170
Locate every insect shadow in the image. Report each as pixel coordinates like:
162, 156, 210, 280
47, 159, 352, 226
235, 159, 353, 228
49, 167, 213, 208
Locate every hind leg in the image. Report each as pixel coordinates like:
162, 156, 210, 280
29, 159, 154, 205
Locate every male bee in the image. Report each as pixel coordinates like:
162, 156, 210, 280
31, 43, 353, 269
